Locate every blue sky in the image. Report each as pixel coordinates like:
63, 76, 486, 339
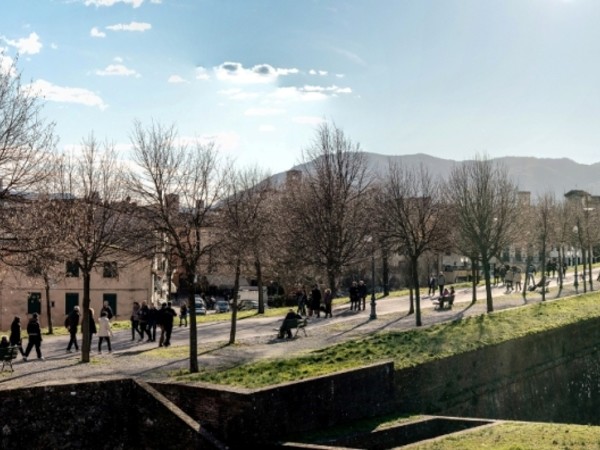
2, 0, 600, 174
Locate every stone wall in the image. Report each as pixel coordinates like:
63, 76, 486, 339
393, 317, 600, 424
0, 378, 219, 449
152, 361, 396, 446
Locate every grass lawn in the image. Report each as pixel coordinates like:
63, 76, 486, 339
173, 291, 600, 388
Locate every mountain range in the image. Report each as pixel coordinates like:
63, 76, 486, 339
279, 153, 600, 199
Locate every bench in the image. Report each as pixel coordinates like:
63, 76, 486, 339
0, 346, 19, 373
281, 318, 308, 338
433, 294, 455, 310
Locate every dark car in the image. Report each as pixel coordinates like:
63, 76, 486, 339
215, 300, 230, 313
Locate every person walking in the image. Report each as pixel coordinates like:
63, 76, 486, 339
158, 302, 177, 347
97, 311, 113, 354
137, 301, 150, 342
23, 313, 43, 361
9, 316, 25, 358
179, 301, 188, 327
358, 280, 368, 311
66, 306, 81, 353
311, 285, 322, 318
349, 281, 359, 311
323, 288, 333, 318
437, 272, 446, 296
130, 301, 142, 341
87, 307, 97, 349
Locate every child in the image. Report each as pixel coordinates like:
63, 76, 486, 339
0, 335, 9, 348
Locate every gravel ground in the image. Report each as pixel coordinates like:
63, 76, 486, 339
0, 278, 585, 391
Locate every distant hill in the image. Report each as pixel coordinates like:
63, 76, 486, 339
275, 153, 600, 199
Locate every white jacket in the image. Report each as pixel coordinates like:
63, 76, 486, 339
98, 316, 113, 337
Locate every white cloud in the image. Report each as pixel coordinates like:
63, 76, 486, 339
3, 32, 42, 55
96, 64, 140, 77
244, 107, 285, 116
90, 27, 106, 38
259, 124, 276, 132
269, 86, 327, 102
23, 79, 107, 110
195, 66, 210, 80
106, 22, 151, 32
85, 0, 144, 7
178, 132, 240, 152
215, 62, 298, 84
0, 52, 16, 77
302, 85, 352, 95
168, 75, 187, 84
309, 69, 328, 76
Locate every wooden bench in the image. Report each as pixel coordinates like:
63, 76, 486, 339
282, 318, 308, 338
433, 294, 455, 310
0, 346, 19, 373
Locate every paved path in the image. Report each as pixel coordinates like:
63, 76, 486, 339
0, 272, 594, 390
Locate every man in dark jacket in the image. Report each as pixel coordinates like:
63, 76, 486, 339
158, 302, 177, 347
66, 306, 81, 352
23, 313, 43, 361
278, 309, 302, 339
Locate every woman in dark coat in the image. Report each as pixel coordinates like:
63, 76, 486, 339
9, 316, 25, 356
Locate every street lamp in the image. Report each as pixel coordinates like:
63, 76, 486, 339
370, 249, 377, 320
364, 235, 377, 320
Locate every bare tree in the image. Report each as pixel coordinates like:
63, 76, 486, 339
377, 163, 450, 326
53, 135, 135, 362
531, 192, 556, 302
281, 122, 373, 293
0, 53, 56, 201
447, 155, 520, 312
128, 121, 229, 373
220, 166, 272, 343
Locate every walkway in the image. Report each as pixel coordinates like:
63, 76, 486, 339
0, 273, 594, 390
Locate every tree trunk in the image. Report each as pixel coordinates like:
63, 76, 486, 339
382, 251, 390, 297
482, 259, 493, 311
229, 258, 241, 344
471, 265, 478, 305
187, 272, 199, 373
81, 271, 91, 363
44, 274, 53, 335
255, 257, 264, 314
412, 257, 421, 327
327, 270, 336, 298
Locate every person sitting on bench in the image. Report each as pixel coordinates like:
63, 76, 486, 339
278, 309, 303, 339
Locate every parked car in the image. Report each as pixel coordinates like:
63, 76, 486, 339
238, 299, 259, 311
194, 296, 207, 315
215, 300, 230, 313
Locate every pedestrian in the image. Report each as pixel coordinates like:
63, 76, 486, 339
428, 274, 437, 297
23, 313, 43, 361
87, 307, 97, 348
97, 311, 113, 354
311, 285, 322, 318
66, 305, 81, 353
179, 301, 188, 327
158, 302, 177, 347
147, 304, 158, 342
514, 268, 523, 291
437, 272, 446, 296
358, 280, 368, 310
9, 316, 25, 357
296, 288, 307, 316
0, 335, 9, 348
130, 301, 142, 341
137, 301, 150, 342
323, 288, 333, 318
349, 281, 359, 311
100, 300, 114, 320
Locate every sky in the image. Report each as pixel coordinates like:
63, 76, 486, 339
2, 0, 600, 175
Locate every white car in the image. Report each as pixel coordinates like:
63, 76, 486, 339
194, 296, 207, 315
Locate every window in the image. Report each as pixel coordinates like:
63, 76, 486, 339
27, 292, 42, 315
66, 261, 79, 277
103, 261, 118, 278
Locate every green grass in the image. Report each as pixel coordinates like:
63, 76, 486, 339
409, 421, 600, 449
173, 291, 600, 388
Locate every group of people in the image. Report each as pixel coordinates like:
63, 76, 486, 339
428, 272, 446, 297
349, 280, 368, 311
295, 285, 333, 318
64, 301, 116, 354
130, 300, 178, 347
0, 314, 42, 361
